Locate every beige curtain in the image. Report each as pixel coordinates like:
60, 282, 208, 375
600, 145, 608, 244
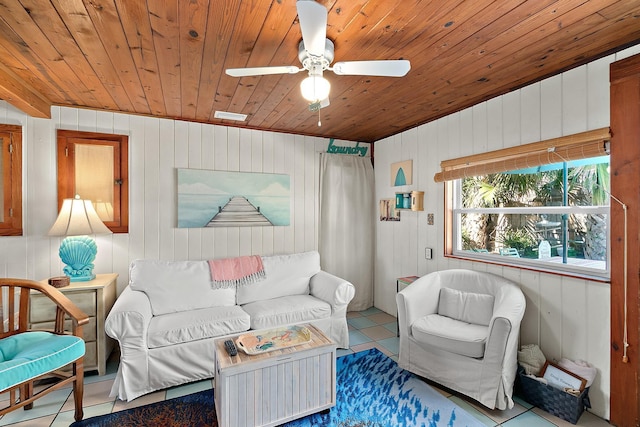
319, 153, 375, 311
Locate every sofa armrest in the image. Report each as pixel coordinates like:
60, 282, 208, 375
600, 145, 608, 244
485, 290, 525, 408
396, 278, 440, 334
105, 286, 152, 352
488, 287, 525, 365
484, 316, 512, 359
309, 270, 355, 311
479, 316, 514, 406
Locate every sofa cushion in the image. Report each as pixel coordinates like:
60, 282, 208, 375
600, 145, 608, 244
236, 251, 321, 305
438, 287, 495, 326
412, 314, 488, 358
147, 306, 250, 349
241, 295, 331, 330
129, 259, 236, 316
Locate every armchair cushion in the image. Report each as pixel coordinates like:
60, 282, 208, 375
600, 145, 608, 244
412, 314, 488, 358
438, 287, 495, 326
0, 331, 85, 391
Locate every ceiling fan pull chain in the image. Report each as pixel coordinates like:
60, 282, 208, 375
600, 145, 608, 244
318, 108, 322, 127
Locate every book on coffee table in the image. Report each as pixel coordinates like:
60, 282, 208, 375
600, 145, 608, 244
235, 325, 312, 355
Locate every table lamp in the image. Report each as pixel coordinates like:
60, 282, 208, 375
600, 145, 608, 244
48, 195, 112, 282
94, 201, 114, 222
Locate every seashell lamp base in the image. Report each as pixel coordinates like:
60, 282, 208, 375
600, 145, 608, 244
59, 235, 98, 282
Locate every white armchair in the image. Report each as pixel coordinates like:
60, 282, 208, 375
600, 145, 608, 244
396, 269, 525, 410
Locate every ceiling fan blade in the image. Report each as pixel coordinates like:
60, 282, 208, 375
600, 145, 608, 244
296, 0, 327, 57
226, 66, 301, 77
332, 60, 411, 77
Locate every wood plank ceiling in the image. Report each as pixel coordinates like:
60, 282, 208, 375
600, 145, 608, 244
0, 0, 639, 143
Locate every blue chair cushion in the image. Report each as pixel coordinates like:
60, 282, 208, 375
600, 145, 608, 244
0, 331, 85, 391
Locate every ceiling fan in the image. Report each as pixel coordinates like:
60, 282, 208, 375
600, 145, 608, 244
225, 0, 411, 120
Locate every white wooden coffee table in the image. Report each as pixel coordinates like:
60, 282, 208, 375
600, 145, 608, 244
214, 324, 336, 427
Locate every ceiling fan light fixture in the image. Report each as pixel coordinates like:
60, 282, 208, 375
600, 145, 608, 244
224, 1, 410, 114
300, 74, 330, 102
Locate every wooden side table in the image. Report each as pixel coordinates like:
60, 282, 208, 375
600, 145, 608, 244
396, 275, 419, 336
32, 273, 118, 375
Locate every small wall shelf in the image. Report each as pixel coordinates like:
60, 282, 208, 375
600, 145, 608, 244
395, 191, 424, 211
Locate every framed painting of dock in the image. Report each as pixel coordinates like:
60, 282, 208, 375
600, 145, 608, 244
177, 168, 290, 228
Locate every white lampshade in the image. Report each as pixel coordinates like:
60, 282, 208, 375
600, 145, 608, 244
300, 74, 330, 102
94, 201, 114, 222
48, 196, 112, 236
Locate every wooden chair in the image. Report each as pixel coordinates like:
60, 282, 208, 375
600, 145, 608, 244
0, 278, 89, 422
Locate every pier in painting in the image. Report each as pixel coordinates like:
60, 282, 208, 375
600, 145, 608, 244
206, 196, 273, 227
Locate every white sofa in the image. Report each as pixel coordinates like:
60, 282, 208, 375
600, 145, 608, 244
396, 269, 525, 410
105, 251, 355, 401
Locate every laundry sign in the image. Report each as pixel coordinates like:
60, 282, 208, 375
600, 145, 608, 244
327, 139, 368, 157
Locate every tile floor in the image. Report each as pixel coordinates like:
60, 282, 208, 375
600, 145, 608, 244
0, 307, 612, 426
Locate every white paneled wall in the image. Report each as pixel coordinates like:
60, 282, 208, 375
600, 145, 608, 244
0, 104, 365, 299
375, 44, 640, 419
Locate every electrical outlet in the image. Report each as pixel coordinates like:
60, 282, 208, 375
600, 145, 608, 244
427, 213, 434, 225
425, 247, 432, 259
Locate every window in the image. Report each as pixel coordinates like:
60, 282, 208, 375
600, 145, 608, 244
440, 128, 611, 280
0, 125, 22, 236
57, 130, 128, 233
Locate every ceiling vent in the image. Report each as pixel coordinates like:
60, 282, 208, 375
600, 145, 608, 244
214, 111, 247, 121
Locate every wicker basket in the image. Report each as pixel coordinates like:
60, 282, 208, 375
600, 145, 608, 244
516, 365, 590, 424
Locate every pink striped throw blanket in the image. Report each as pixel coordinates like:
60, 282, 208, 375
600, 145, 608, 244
208, 255, 265, 289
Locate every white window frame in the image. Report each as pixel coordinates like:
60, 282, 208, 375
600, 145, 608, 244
450, 179, 610, 281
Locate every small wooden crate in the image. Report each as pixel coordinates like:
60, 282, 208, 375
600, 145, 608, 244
214, 324, 336, 427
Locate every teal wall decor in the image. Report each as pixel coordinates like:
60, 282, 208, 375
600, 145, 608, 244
394, 168, 407, 186
326, 139, 368, 157
390, 160, 413, 186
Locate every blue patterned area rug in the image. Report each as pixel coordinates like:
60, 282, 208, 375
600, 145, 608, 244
71, 348, 483, 427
